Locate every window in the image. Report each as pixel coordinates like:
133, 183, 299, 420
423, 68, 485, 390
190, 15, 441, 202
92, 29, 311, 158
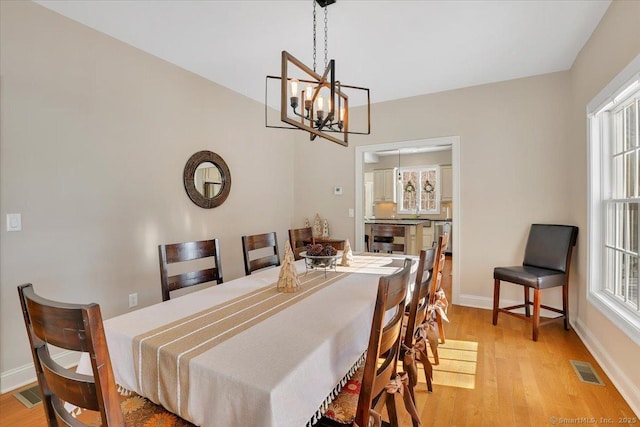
588, 54, 640, 345
397, 166, 440, 214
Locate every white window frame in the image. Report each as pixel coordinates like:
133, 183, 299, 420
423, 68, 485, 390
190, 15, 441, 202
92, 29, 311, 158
587, 53, 640, 346
397, 165, 441, 215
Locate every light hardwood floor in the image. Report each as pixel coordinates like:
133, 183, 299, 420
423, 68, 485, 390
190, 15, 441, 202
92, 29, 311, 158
1, 257, 637, 426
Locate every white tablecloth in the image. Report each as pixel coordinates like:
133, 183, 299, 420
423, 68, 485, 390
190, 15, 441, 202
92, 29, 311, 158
85, 255, 415, 427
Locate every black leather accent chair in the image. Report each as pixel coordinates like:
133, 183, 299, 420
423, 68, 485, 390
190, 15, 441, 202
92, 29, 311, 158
492, 224, 578, 341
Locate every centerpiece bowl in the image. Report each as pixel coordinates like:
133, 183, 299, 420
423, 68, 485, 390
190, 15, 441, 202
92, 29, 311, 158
300, 244, 341, 276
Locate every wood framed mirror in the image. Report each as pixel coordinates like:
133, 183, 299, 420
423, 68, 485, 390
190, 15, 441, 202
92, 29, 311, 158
183, 151, 231, 208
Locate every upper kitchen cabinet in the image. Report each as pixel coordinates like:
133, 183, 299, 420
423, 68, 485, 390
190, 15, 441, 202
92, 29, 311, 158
373, 168, 397, 202
440, 165, 452, 201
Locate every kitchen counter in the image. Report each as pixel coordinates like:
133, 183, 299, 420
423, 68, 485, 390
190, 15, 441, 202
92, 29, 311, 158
364, 220, 429, 255
364, 218, 431, 226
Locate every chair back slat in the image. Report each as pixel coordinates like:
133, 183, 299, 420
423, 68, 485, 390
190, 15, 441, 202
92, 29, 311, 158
163, 240, 220, 263
18, 283, 124, 427
168, 268, 221, 292
242, 232, 281, 275
158, 238, 223, 301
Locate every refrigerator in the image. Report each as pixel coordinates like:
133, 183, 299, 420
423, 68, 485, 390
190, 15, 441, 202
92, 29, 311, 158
433, 220, 452, 255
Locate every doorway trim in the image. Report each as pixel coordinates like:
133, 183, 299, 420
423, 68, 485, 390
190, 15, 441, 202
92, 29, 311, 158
355, 136, 461, 305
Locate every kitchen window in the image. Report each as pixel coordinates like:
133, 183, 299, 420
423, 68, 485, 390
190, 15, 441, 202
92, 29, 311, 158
587, 54, 640, 345
397, 166, 440, 214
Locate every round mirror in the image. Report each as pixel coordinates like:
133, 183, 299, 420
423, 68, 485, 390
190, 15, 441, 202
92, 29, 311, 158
183, 151, 231, 208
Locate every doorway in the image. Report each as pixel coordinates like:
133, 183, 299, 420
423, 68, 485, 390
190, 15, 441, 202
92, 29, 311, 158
355, 136, 460, 305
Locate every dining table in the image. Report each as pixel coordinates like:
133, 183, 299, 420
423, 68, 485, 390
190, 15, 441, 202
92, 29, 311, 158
79, 253, 417, 427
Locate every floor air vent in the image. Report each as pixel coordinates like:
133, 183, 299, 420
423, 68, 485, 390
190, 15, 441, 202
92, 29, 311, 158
13, 384, 42, 408
570, 360, 605, 386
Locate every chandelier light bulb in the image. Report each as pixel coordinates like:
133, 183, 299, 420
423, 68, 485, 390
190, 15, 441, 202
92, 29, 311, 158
290, 79, 299, 109
317, 96, 323, 111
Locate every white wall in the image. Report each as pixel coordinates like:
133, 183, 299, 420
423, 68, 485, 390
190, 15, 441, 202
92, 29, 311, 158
0, 1, 295, 389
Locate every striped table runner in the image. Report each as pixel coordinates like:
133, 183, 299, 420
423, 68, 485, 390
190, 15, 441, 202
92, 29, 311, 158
132, 270, 351, 418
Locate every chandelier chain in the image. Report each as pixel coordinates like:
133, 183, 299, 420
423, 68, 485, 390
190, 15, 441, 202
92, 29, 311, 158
324, 6, 328, 69
312, 0, 317, 73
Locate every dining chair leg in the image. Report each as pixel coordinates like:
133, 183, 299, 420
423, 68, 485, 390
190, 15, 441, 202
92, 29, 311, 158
562, 283, 570, 330
492, 279, 500, 325
524, 287, 531, 317
437, 314, 445, 344
409, 391, 420, 427
532, 289, 541, 341
385, 392, 400, 427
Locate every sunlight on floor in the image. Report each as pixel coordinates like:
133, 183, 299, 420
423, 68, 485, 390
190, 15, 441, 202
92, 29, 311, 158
415, 339, 479, 390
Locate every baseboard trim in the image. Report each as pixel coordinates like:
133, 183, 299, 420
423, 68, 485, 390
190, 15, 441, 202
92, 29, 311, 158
573, 318, 640, 417
1, 350, 80, 394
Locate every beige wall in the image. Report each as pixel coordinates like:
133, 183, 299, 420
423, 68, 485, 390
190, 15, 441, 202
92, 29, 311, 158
568, 0, 640, 411
0, 1, 295, 384
297, 71, 573, 303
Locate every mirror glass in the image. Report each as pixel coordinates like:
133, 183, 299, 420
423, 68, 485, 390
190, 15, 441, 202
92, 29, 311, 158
195, 162, 223, 198
183, 151, 231, 209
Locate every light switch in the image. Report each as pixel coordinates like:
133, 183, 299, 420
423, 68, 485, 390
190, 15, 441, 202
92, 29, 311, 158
6, 213, 22, 232
348, 208, 354, 218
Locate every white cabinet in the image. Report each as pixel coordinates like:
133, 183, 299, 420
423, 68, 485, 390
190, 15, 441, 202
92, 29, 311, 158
422, 225, 435, 249
440, 165, 452, 201
373, 169, 397, 202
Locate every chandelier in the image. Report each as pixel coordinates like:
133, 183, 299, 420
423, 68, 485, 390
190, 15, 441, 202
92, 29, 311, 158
265, 0, 370, 147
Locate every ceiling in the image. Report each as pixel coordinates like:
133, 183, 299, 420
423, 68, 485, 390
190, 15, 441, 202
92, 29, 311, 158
35, 0, 610, 107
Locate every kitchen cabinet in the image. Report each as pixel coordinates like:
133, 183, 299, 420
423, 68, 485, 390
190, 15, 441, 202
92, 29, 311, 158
440, 165, 452, 201
422, 224, 435, 249
373, 169, 397, 202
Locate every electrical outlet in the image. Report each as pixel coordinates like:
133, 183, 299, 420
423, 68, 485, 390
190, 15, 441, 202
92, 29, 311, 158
128, 293, 138, 308
6, 213, 22, 231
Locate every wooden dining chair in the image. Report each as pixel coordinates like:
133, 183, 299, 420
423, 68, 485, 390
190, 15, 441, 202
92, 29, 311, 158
288, 227, 314, 260
402, 246, 437, 407
370, 224, 406, 254
320, 259, 417, 427
241, 232, 281, 275
158, 238, 223, 301
18, 283, 124, 427
493, 224, 578, 341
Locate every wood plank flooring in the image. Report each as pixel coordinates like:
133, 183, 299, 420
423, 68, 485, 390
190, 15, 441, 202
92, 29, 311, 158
1, 256, 637, 426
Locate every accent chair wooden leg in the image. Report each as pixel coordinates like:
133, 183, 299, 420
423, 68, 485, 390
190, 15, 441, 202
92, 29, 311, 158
563, 283, 570, 331
532, 288, 541, 341
524, 286, 531, 317
492, 279, 500, 325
